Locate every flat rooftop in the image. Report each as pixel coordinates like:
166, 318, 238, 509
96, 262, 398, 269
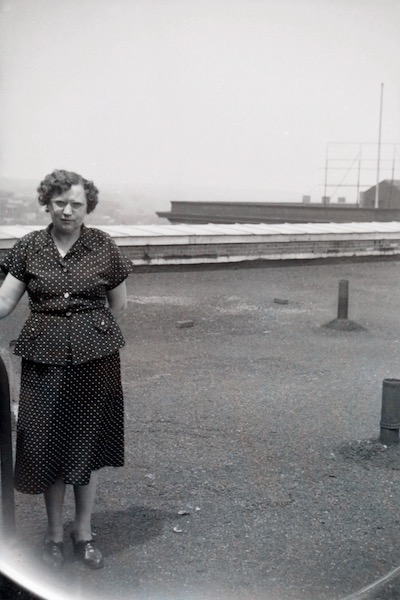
2, 258, 400, 600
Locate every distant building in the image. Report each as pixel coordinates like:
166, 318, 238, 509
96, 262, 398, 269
361, 180, 400, 208
157, 200, 400, 224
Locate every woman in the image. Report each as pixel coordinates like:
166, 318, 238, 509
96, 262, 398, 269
0, 169, 131, 570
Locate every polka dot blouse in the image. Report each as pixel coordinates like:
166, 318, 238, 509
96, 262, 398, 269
1, 224, 132, 365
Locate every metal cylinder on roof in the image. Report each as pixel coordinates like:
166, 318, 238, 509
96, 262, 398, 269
337, 279, 349, 320
380, 378, 400, 445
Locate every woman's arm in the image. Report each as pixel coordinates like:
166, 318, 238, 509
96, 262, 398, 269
0, 273, 26, 319
106, 280, 128, 318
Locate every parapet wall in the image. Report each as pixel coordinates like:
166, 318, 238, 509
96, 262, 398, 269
1, 223, 400, 269
119, 235, 400, 267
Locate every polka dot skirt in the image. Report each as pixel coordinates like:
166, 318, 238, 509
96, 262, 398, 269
14, 353, 124, 494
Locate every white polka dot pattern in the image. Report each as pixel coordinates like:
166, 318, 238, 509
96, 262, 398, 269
14, 354, 124, 494
1, 224, 132, 364
1, 224, 130, 494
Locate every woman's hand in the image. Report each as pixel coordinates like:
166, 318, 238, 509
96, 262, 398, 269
0, 273, 26, 319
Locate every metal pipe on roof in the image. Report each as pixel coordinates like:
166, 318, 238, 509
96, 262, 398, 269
380, 379, 400, 445
337, 280, 349, 320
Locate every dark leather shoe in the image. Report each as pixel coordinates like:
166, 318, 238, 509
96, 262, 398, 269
42, 540, 65, 569
71, 533, 104, 569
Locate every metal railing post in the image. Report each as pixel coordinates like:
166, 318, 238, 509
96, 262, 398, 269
0, 355, 16, 538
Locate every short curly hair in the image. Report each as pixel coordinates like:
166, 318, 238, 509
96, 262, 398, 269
37, 169, 99, 213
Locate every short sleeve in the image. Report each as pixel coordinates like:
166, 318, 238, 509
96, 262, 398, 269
0, 236, 29, 282
105, 237, 132, 290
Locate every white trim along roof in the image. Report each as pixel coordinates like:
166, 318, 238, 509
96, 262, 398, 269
1, 221, 400, 249
1, 221, 400, 238
2, 222, 400, 266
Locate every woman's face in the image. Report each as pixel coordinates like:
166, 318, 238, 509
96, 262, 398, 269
48, 183, 88, 236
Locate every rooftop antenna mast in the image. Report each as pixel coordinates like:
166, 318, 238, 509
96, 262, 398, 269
374, 82, 384, 208
391, 144, 396, 182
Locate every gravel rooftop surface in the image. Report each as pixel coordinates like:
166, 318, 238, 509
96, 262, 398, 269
2, 258, 400, 600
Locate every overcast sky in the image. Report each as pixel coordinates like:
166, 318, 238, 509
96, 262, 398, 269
0, 0, 399, 202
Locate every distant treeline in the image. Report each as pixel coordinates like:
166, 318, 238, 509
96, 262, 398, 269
0, 184, 168, 226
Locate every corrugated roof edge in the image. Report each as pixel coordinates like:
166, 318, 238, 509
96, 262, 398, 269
2, 221, 400, 246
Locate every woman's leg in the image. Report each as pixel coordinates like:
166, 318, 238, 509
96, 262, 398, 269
73, 470, 99, 541
43, 478, 66, 543
72, 470, 104, 568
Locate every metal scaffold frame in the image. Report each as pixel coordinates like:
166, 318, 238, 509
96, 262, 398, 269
322, 141, 399, 205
